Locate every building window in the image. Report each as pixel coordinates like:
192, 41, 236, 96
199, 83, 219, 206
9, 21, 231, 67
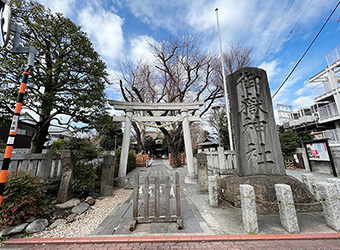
17, 128, 27, 135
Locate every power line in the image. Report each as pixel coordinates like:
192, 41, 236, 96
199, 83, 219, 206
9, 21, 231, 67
271, 1, 340, 99
264, 0, 294, 59
285, 0, 312, 42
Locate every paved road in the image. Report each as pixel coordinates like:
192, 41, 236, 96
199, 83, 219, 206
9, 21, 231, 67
3, 239, 340, 249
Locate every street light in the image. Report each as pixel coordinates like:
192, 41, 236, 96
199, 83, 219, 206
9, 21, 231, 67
212, 106, 221, 147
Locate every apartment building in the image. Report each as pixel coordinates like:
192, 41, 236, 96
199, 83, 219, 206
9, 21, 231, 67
280, 45, 340, 144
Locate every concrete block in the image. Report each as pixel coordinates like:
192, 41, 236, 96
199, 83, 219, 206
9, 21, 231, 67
240, 184, 258, 234
275, 184, 299, 233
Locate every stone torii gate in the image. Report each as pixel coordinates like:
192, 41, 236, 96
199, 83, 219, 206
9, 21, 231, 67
109, 100, 203, 184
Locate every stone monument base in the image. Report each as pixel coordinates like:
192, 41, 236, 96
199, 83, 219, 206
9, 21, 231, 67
217, 175, 322, 214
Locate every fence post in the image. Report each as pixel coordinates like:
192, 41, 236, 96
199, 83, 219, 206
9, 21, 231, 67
165, 176, 171, 219
57, 150, 75, 203
130, 173, 139, 231
175, 172, 182, 229
155, 177, 160, 218
143, 176, 149, 219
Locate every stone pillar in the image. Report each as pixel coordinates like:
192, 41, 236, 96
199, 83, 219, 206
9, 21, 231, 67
316, 182, 340, 231
118, 109, 133, 178
302, 173, 318, 199
327, 178, 340, 195
181, 109, 197, 184
100, 155, 115, 196
227, 68, 285, 176
208, 176, 218, 207
240, 184, 258, 234
217, 146, 225, 171
197, 153, 208, 193
274, 184, 300, 233
57, 150, 75, 203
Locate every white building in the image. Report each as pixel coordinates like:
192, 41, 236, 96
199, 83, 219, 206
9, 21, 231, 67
283, 45, 340, 144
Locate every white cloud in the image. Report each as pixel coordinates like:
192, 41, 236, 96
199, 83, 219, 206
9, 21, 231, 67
292, 95, 314, 109
295, 80, 320, 96
78, 4, 124, 61
124, 0, 191, 32
258, 60, 280, 82
185, 0, 337, 58
38, 0, 75, 16
129, 35, 157, 63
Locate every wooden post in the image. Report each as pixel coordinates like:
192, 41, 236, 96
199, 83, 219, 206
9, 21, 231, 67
165, 176, 170, 219
175, 172, 183, 229
143, 176, 149, 219
130, 173, 139, 231
155, 177, 160, 218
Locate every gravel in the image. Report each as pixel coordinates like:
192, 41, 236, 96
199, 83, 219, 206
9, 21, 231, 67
33, 188, 132, 238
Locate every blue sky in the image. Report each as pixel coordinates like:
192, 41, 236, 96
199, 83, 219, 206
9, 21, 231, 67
37, 0, 340, 122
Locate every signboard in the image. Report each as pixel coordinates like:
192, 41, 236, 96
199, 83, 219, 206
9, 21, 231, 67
305, 142, 330, 161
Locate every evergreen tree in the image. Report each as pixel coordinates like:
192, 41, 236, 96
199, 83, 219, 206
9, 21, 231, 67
0, 0, 110, 152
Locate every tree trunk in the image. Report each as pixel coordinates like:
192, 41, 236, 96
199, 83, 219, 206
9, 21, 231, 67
30, 120, 50, 153
169, 143, 180, 168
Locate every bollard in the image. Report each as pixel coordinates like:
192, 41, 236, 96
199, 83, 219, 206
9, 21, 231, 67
316, 182, 340, 231
240, 184, 259, 234
275, 184, 299, 233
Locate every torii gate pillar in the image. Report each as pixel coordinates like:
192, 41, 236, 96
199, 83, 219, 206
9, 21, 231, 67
181, 109, 197, 184
119, 109, 133, 178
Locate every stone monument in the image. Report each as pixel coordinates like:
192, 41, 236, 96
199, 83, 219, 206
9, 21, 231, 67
228, 67, 285, 176
217, 67, 320, 214
57, 150, 75, 203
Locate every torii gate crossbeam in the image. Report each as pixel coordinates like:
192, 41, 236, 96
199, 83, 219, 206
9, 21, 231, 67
109, 100, 203, 184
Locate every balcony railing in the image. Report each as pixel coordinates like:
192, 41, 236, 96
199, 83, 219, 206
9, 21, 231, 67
322, 129, 340, 144
318, 102, 339, 121
326, 45, 340, 67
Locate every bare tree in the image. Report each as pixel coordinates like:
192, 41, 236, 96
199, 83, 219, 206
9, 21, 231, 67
117, 36, 253, 167
224, 42, 253, 75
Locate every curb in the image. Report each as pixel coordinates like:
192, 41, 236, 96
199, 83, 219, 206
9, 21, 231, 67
3, 233, 340, 245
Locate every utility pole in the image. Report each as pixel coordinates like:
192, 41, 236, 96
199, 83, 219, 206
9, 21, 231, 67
0, 1, 38, 205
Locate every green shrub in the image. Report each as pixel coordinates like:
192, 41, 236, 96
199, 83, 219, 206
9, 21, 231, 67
72, 162, 96, 198
65, 138, 99, 162
50, 139, 66, 153
127, 150, 136, 173
0, 171, 50, 229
